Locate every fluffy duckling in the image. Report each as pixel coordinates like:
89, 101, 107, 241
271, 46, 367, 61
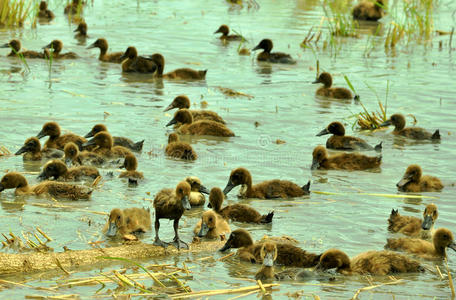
311, 145, 382, 170
149, 53, 207, 80
82, 132, 132, 159
119, 154, 144, 180
397, 165, 443, 192
85, 124, 144, 151
208, 187, 274, 224
352, 0, 385, 21
15, 137, 63, 161
193, 210, 230, 239
38, 1, 54, 20
214, 25, 242, 41
153, 181, 191, 249
223, 167, 310, 199
167, 109, 234, 137
185, 176, 209, 206
220, 229, 321, 267
385, 228, 456, 259
43, 40, 79, 59
37, 122, 87, 150
74, 21, 87, 39
64, 0, 83, 14
165, 133, 198, 161
87, 38, 123, 63
252, 39, 296, 64
103, 208, 151, 237
163, 95, 226, 124
312, 73, 353, 100
388, 204, 438, 239
316, 249, 424, 275
380, 114, 440, 140
1, 40, 45, 58
64, 142, 105, 167
120, 46, 157, 73
317, 121, 381, 151
255, 242, 277, 280
38, 160, 99, 182
0, 172, 92, 200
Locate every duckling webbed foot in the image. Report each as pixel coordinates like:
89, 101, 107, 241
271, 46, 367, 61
171, 237, 188, 250
153, 238, 169, 248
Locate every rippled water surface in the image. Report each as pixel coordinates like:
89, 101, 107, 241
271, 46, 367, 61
1, 0, 456, 298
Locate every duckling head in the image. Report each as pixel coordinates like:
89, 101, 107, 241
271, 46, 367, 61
252, 39, 273, 53
397, 164, 422, 188
317, 121, 345, 137
433, 228, 456, 254
176, 181, 191, 210
37, 122, 61, 139
223, 167, 252, 195
83, 132, 113, 149
16, 137, 41, 155
207, 187, 224, 210
166, 109, 193, 127
219, 228, 254, 252
74, 21, 87, 35
315, 249, 350, 272
150, 53, 165, 74
197, 210, 217, 237
311, 146, 328, 170
167, 133, 179, 144
85, 124, 108, 138
0, 172, 28, 192
312, 72, 333, 88
260, 242, 278, 267
43, 40, 63, 54
39, 1, 47, 10
64, 142, 79, 165
119, 46, 138, 61
87, 38, 108, 51
121, 154, 138, 171
1, 39, 21, 53
186, 176, 209, 194
106, 208, 125, 237
214, 24, 229, 36
163, 95, 191, 112
38, 160, 67, 181
422, 203, 438, 230
380, 114, 406, 130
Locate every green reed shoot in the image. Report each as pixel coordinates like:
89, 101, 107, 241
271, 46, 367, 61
9, 45, 30, 74
0, 0, 32, 27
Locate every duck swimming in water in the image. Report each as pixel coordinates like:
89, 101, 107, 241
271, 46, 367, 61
37, 122, 86, 150
193, 210, 230, 239
396, 164, 443, 192
352, 0, 385, 21
74, 21, 87, 39
214, 25, 242, 41
38, 1, 54, 20
38, 160, 99, 182
255, 242, 277, 280
312, 73, 353, 100
311, 145, 382, 170
185, 176, 209, 206
119, 154, 144, 181
166, 109, 234, 137
64, 142, 105, 167
82, 132, 132, 159
149, 53, 207, 80
64, 0, 83, 15
1, 40, 45, 58
84, 124, 144, 152
380, 114, 440, 140
223, 167, 310, 199
388, 204, 438, 240
87, 38, 124, 63
15, 137, 63, 161
43, 40, 79, 59
165, 133, 198, 161
163, 95, 226, 124
103, 208, 151, 237
120, 46, 157, 73
252, 39, 296, 64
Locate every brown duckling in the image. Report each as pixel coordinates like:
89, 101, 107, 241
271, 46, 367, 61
38, 159, 99, 182
84, 124, 144, 152
352, 0, 385, 21
317, 121, 381, 151
208, 187, 274, 224
312, 72, 353, 99
255, 242, 278, 280
166, 109, 234, 137
311, 145, 382, 170
120, 46, 157, 73
64, 142, 105, 167
149, 53, 207, 80
43, 40, 79, 59
87, 38, 124, 63
220, 229, 321, 267
103, 208, 151, 237
153, 181, 191, 249
316, 249, 424, 275
380, 114, 440, 140
38, 1, 54, 20
15, 137, 63, 161
74, 21, 87, 38
252, 39, 296, 64
214, 25, 242, 41
37, 122, 87, 150
388, 204, 438, 239
64, 0, 83, 15
119, 154, 144, 180
82, 132, 132, 159
1, 40, 45, 58
185, 176, 209, 206
397, 165, 443, 192
165, 133, 198, 161
223, 167, 310, 199
193, 210, 230, 239
164, 95, 226, 124
385, 228, 456, 259
0, 172, 92, 200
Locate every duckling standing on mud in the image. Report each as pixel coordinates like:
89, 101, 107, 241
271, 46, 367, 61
252, 39, 296, 64
84, 124, 144, 152
312, 72, 353, 100
166, 109, 234, 137
165, 133, 198, 161
380, 114, 440, 140
396, 165, 443, 192
103, 208, 151, 237
87, 38, 124, 63
311, 146, 382, 170
16, 137, 63, 161
388, 204, 438, 239
149, 53, 207, 80
37, 122, 87, 150
163, 95, 226, 124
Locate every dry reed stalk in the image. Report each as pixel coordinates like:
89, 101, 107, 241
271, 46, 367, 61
351, 279, 404, 300
167, 283, 279, 298
445, 259, 455, 298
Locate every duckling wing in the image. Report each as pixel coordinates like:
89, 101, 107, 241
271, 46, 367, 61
191, 110, 226, 124
36, 182, 92, 200
400, 128, 433, 140
123, 208, 151, 232
342, 137, 373, 150
43, 148, 64, 159
269, 52, 296, 64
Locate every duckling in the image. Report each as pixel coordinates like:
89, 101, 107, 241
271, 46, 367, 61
388, 204, 438, 239
208, 187, 274, 224
223, 167, 310, 199
38, 160, 99, 182
82, 132, 132, 159
74, 21, 87, 39
312, 73, 353, 100
84, 124, 144, 151
385, 228, 456, 259
103, 208, 151, 237
317, 121, 381, 151
1, 40, 45, 58
119, 154, 144, 180
165, 133, 198, 161
220, 229, 321, 267
185, 176, 209, 206
43, 40, 79, 59
252, 39, 296, 64
214, 25, 242, 41
311, 145, 382, 170
352, 0, 385, 21
153, 181, 191, 249
119, 46, 157, 73
64, 0, 83, 15
149, 53, 207, 80
87, 38, 124, 63
163, 95, 226, 124
15, 137, 63, 161
255, 242, 277, 280
166, 109, 234, 137
380, 114, 440, 140
38, 1, 55, 20
63, 142, 105, 167
193, 210, 230, 239
0, 172, 92, 200
37, 122, 87, 150
397, 165, 443, 192
316, 249, 424, 275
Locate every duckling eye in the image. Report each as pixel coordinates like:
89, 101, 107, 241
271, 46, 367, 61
179, 189, 183, 193
117, 216, 120, 220
209, 217, 213, 222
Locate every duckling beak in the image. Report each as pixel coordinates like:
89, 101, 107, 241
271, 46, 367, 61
223, 181, 235, 195
421, 215, 433, 230
84, 130, 95, 138
396, 174, 412, 189
86, 42, 96, 49
82, 138, 96, 148
207, 202, 212, 208
0, 184, 4, 192
106, 222, 118, 237
448, 242, 456, 252
312, 78, 321, 84
316, 128, 330, 136
15, 145, 29, 155
379, 119, 392, 127
311, 159, 320, 170
119, 53, 127, 61
263, 252, 274, 267
252, 44, 261, 51
166, 118, 178, 127
42, 42, 52, 49
73, 27, 80, 33
1, 43, 10, 48
65, 157, 72, 167
219, 239, 232, 252
163, 103, 175, 112
214, 28, 222, 34
314, 262, 325, 271
37, 171, 48, 181
197, 222, 209, 237
36, 130, 46, 139
182, 195, 191, 210
199, 185, 210, 194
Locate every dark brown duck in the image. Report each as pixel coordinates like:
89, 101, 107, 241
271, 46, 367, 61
388, 203, 438, 239
312, 72, 353, 99
43, 40, 79, 59
311, 145, 382, 170
1, 40, 45, 58
37, 122, 87, 150
82, 132, 132, 159
252, 39, 296, 64
120, 46, 157, 73
396, 164, 443, 192
38, 1, 55, 20
38, 160, 99, 182
119, 154, 144, 180
85, 124, 144, 151
166, 109, 234, 137
87, 38, 124, 63
164, 95, 226, 124
15, 137, 63, 161
165, 133, 198, 161
64, 142, 105, 167
380, 113, 440, 140
352, 0, 385, 21
214, 25, 242, 41
149, 53, 207, 80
